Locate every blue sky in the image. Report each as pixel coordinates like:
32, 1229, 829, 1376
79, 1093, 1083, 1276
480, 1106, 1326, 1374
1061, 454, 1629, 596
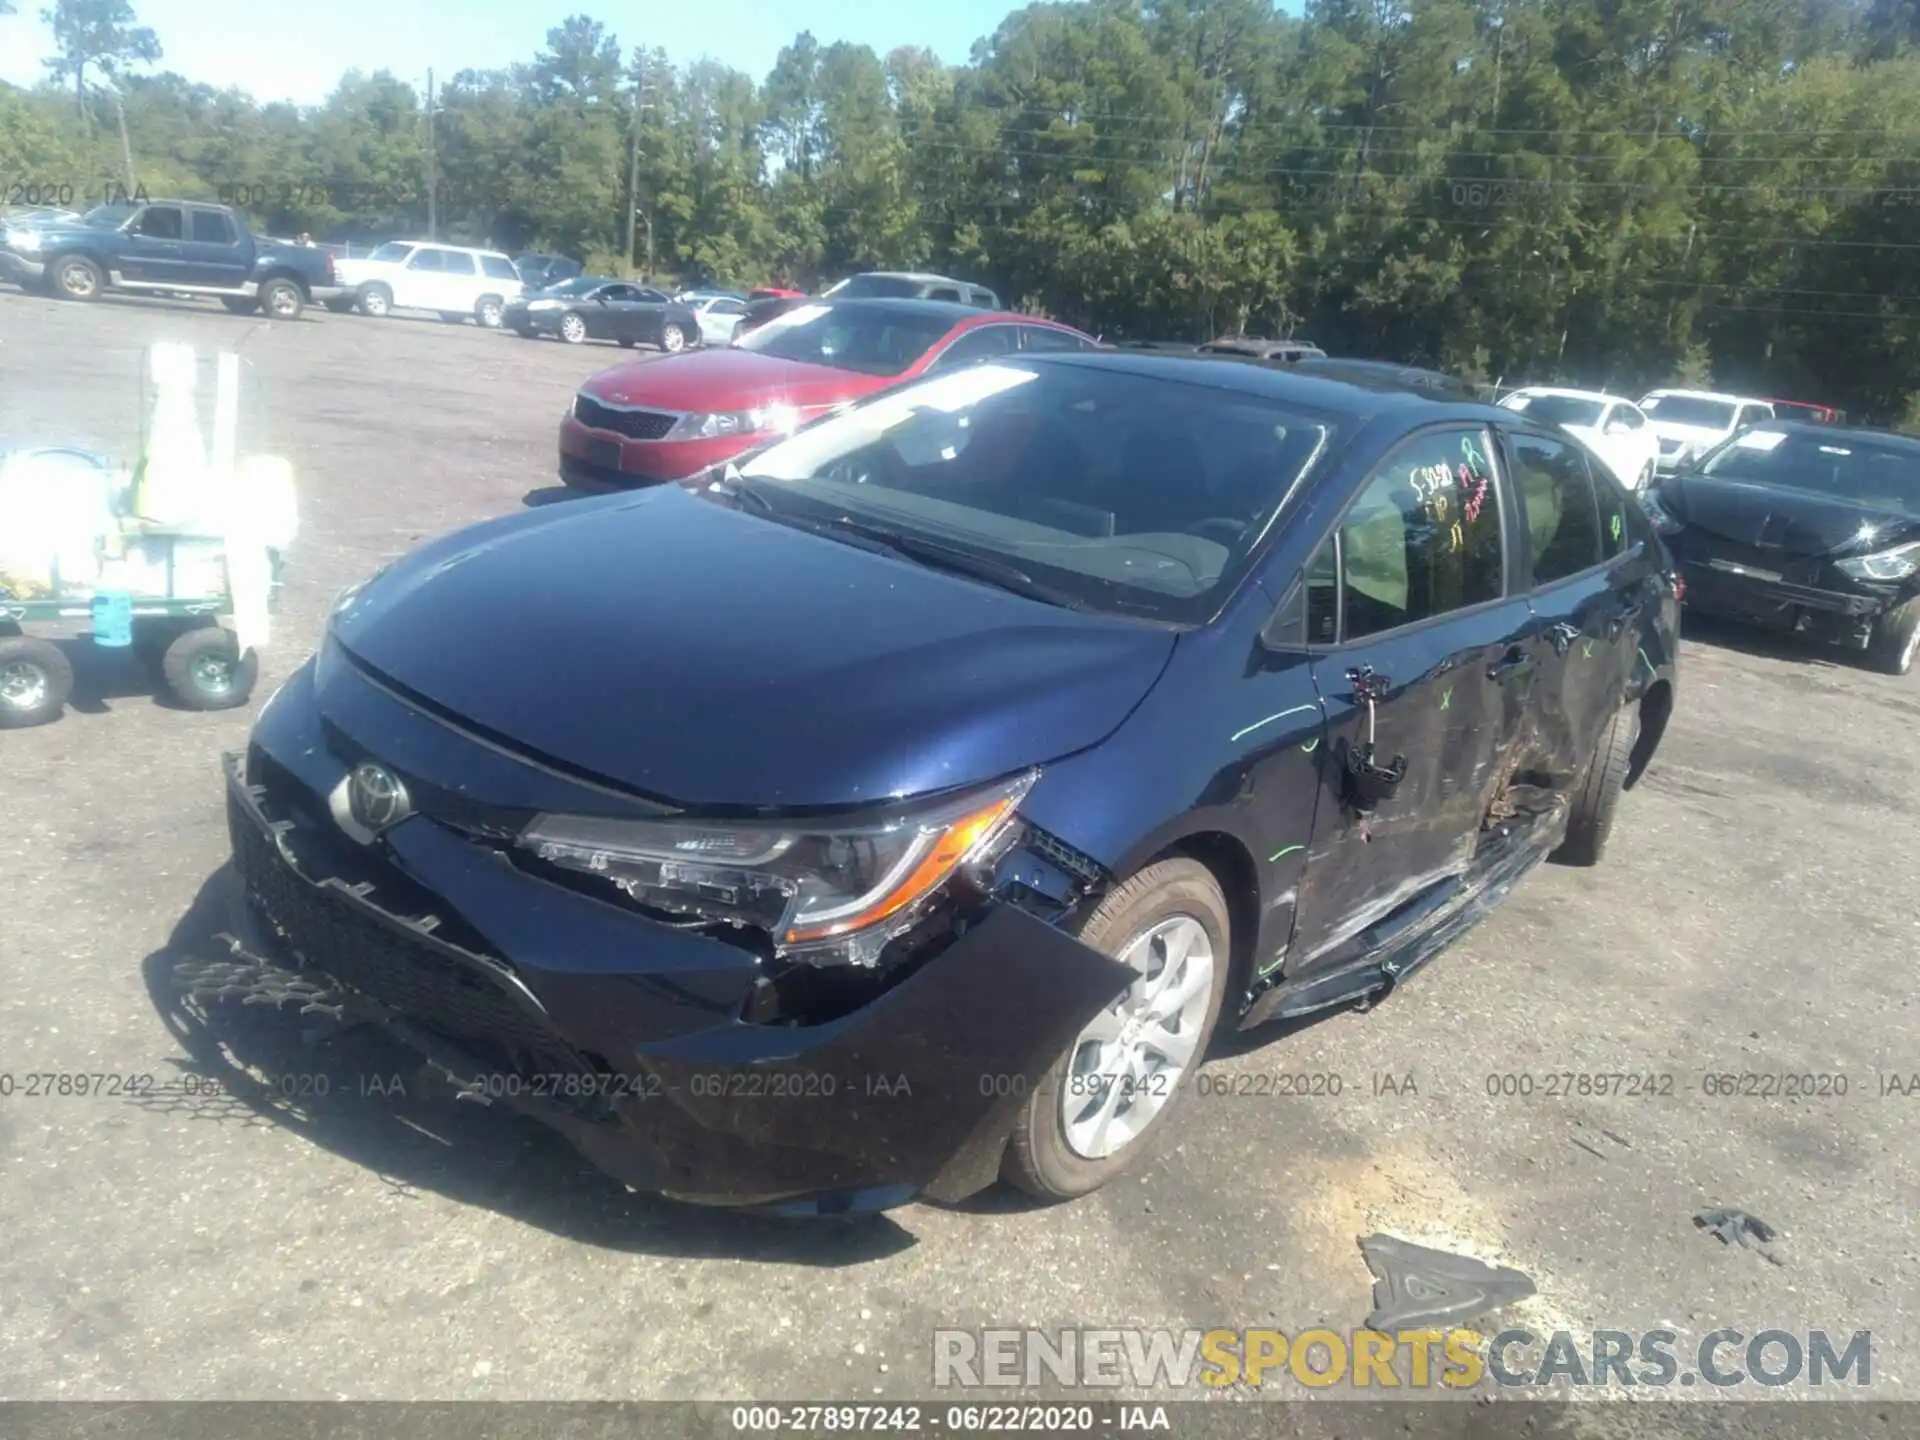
0, 0, 1019, 105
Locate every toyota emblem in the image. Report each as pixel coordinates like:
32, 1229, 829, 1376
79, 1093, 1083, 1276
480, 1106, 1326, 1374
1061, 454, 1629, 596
347, 762, 412, 832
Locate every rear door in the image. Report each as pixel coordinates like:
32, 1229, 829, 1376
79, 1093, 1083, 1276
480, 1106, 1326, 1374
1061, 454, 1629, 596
179, 207, 249, 287
1494, 426, 1649, 801
436, 249, 479, 310
1288, 423, 1539, 973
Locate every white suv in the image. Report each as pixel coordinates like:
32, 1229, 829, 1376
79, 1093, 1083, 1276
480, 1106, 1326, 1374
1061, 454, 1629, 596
333, 241, 526, 327
1637, 389, 1775, 474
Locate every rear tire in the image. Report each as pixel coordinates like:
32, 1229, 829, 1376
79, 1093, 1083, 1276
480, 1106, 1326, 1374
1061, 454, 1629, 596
1552, 701, 1638, 866
1868, 597, 1920, 676
1003, 858, 1231, 1203
161, 627, 258, 711
0, 636, 73, 727
259, 278, 304, 320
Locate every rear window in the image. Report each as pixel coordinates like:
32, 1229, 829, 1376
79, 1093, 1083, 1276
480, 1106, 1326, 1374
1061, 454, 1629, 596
368, 242, 412, 263
190, 211, 234, 244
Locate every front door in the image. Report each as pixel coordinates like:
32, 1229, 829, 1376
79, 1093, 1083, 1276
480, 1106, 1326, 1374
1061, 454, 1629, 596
1289, 423, 1538, 972
119, 204, 186, 284
1498, 426, 1657, 798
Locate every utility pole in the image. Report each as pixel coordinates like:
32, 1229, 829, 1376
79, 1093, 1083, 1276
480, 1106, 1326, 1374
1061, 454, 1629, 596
626, 55, 645, 279
425, 67, 438, 240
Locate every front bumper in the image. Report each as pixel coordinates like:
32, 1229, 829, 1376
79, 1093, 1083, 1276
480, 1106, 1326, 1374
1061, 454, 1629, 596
558, 414, 754, 487
1677, 556, 1889, 642
216, 662, 1130, 1211
0, 249, 48, 284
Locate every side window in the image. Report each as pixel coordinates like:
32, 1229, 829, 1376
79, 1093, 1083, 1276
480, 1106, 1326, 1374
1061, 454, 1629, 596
407, 249, 443, 271
481, 255, 520, 280
1509, 432, 1604, 586
135, 206, 184, 240
927, 326, 1018, 370
925, 285, 964, 302
440, 251, 476, 275
190, 210, 235, 244
714, 299, 748, 316
969, 287, 1001, 308
1592, 466, 1633, 559
1021, 326, 1092, 353
1618, 405, 1646, 430
635, 288, 671, 303
1304, 535, 1339, 645
1338, 428, 1505, 642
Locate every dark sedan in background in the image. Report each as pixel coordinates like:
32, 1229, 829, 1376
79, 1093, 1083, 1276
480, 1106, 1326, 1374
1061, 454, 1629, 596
1645, 420, 1920, 673
505, 277, 701, 351
205, 353, 1677, 1215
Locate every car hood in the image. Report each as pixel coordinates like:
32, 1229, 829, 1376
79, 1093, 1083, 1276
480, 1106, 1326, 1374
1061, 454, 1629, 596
1661, 473, 1920, 557
579, 348, 890, 414
332, 257, 399, 284
328, 487, 1177, 810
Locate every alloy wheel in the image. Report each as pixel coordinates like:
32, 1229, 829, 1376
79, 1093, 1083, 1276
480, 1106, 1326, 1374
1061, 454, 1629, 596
59, 262, 98, 299
267, 286, 300, 319
662, 324, 686, 353
561, 314, 587, 344
0, 660, 49, 712
1059, 914, 1215, 1160
191, 654, 235, 698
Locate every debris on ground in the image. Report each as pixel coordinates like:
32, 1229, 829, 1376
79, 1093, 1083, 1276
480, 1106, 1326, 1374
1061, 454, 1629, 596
1357, 1234, 1537, 1329
1693, 1206, 1788, 1266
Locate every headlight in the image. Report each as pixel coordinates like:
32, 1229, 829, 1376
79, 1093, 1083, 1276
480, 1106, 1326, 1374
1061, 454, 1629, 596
1836, 538, 1920, 582
12, 231, 44, 253
518, 771, 1036, 966
1641, 490, 1682, 535
666, 404, 800, 442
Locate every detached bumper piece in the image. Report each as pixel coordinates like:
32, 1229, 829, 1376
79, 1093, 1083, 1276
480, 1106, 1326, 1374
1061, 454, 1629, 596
220, 753, 1131, 1211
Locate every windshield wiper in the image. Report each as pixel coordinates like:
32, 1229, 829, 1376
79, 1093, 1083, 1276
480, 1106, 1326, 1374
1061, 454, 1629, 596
819, 516, 1093, 611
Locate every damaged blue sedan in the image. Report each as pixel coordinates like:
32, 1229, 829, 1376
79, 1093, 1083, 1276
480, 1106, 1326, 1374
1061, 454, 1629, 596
218, 352, 1680, 1212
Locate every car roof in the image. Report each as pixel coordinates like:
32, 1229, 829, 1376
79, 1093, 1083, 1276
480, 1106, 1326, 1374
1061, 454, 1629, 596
1640, 388, 1767, 404
1022, 350, 1511, 421
389, 240, 511, 258
1507, 385, 1632, 403
811, 296, 1015, 324
1742, 419, 1920, 452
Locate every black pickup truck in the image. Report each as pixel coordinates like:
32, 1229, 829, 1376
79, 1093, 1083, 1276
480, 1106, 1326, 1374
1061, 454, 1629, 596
0, 200, 343, 319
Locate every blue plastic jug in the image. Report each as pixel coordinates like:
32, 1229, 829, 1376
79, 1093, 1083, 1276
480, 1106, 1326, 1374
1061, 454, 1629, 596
92, 590, 134, 648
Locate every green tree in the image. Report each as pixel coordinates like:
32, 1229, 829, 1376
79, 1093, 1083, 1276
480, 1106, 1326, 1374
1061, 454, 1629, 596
40, 0, 161, 113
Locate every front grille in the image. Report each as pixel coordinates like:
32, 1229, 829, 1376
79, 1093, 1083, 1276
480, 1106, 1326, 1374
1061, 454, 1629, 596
227, 789, 580, 1069
573, 396, 676, 440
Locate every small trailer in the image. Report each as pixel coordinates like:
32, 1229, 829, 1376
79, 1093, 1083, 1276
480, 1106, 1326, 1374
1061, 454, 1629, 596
0, 347, 295, 728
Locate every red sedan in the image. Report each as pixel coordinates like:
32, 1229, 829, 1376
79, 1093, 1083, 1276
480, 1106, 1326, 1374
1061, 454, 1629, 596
558, 298, 1101, 490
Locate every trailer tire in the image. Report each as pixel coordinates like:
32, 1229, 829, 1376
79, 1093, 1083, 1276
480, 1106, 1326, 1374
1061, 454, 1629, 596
0, 636, 74, 727
161, 628, 258, 711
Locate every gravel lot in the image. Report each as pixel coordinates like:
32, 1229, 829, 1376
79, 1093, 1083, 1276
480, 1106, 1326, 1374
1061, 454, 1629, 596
0, 291, 1914, 1427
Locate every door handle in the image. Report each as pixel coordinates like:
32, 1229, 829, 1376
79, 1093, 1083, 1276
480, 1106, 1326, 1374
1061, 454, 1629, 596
1488, 645, 1535, 682
1545, 622, 1581, 655
1344, 665, 1391, 704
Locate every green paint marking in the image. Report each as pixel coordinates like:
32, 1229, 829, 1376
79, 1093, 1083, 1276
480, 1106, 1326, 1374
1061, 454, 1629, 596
1582, 640, 1595, 660
1229, 703, 1319, 745
1638, 645, 1656, 677
1301, 737, 1320, 753
1439, 686, 1452, 711
1611, 513, 1624, 543
1256, 955, 1287, 979
1268, 843, 1305, 864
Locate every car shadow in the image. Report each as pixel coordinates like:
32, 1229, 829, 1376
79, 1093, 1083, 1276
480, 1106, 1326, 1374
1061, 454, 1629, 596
1679, 609, 1859, 671
521, 485, 582, 508
137, 867, 920, 1264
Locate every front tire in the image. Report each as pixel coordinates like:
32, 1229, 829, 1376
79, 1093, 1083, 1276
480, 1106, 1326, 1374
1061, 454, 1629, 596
1869, 597, 1920, 676
52, 255, 105, 302
0, 636, 74, 727
475, 295, 505, 328
161, 627, 257, 711
1553, 701, 1639, 866
357, 283, 392, 318
1003, 858, 1231, 1202
659, 321, 688, 353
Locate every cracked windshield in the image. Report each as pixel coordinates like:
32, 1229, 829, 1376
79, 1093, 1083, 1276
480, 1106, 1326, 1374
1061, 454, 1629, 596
2, 0, 1917, 1435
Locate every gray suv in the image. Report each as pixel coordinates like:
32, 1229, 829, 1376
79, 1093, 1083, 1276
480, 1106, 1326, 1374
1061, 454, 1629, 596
821, 271, 1002, 309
